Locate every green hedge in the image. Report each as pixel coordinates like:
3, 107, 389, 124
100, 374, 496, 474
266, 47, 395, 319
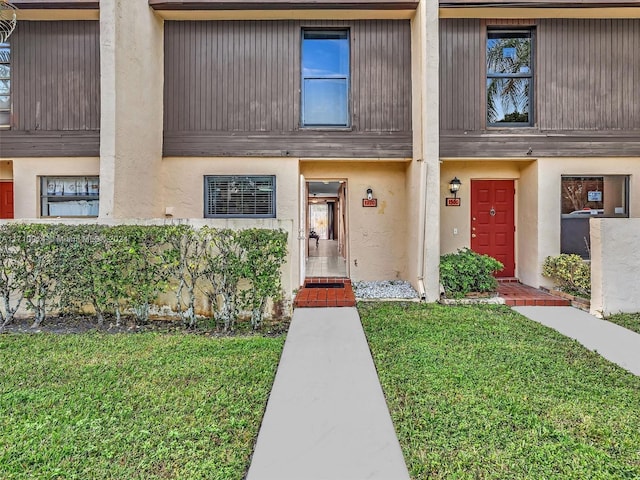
0, 224, 287, 331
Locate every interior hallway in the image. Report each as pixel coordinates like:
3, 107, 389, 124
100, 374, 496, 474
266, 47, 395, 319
306, 239, 347, 277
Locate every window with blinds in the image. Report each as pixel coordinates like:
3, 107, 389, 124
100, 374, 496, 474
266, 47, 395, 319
204, 175, 276, 218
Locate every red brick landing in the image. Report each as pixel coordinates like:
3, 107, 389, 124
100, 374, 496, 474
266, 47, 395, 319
498, 279, 570, 307
293, 277, 356, 308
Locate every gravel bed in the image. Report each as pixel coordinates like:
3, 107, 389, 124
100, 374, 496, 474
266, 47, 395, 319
353, 280, 419, 299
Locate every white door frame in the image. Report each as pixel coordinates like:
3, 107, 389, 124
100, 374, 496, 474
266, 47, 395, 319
298, 174, 307, 286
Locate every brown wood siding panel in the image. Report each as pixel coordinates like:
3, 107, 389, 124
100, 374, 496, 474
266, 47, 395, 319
440, 132, 640, 157
11, 21, 100, 132
164, 20, 412, 156
439, 18, 640, 139
150, 0, 418, 10
439, 19, 482, 131
0, 131, 100, 157
165, 20, 299, 132
163, 131, 412, 157
537, 19, 640, 131
351, 20, 411, 131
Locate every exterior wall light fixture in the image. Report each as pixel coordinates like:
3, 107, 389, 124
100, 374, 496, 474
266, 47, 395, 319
449, 177, 462, 198
366, 188, 373, 201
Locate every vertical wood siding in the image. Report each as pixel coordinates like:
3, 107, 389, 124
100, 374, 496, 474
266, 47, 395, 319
12, 21, 100, 131
164, 20, 412, 133
537, 18, 640, 131
440, 18, 640, 133
439, 18, 482, 131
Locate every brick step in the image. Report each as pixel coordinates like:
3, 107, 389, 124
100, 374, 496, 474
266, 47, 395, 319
498, 282, 570, 307
293, 277, 356, 308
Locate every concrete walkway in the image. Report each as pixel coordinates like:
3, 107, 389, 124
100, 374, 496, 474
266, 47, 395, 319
246, 307, 410, 480
515, 306, 640, 376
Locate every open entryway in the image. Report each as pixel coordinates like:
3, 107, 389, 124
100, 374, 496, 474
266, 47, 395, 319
471, 179, 515, 278
302, 179, 348, 278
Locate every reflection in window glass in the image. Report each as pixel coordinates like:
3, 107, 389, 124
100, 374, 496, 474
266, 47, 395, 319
560, 175, 629, 258
301, 30, 349, 127
0, 42, 10, 128
41, 176, 100, 217
487, 30, 532, 126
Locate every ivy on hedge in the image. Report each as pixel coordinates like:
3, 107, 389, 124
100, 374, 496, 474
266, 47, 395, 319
0, 224, 288, 331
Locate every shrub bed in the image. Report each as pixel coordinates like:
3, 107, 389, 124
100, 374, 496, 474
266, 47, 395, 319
542, 254, 590, 298
0, 224, 287, 331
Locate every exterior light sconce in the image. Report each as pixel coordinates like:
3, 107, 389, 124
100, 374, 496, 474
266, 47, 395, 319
446, 177, 462, 207
449, 177, 462, 198
363, 188, 377, 207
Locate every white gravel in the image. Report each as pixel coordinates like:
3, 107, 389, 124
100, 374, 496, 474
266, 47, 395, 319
353, 280, 419, 299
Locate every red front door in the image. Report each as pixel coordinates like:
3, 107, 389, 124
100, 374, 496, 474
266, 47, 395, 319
0, 182, 13, 219
471, 180, 515, 278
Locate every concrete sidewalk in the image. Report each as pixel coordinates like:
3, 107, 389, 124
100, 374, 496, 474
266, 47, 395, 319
246, 307, 410, 480
515, 306, 640, 376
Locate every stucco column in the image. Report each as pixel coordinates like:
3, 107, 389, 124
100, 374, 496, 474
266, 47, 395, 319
99, 0, 164, 218
409, 0, 440, 301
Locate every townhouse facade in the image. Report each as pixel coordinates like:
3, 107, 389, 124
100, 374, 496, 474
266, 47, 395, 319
0, 0, 638, 305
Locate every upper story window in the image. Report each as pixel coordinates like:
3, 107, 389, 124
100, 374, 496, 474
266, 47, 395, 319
0, 42, 10, 129
204, 175, 276, 218
486, 29, 533, 127
301, 30, 350, 128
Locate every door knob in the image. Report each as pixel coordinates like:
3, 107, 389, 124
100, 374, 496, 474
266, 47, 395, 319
471, 234, 477, 238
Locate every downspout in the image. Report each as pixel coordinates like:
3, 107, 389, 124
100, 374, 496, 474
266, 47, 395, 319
417, 162, 428, 300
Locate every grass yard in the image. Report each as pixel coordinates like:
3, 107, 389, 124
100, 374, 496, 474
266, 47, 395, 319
359, 302, 640, 480
0, 333, 284, 480
606, 312, 640, 335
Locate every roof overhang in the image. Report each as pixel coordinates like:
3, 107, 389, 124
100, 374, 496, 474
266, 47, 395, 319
149, 0, 417, 19
440, 0, 640, 18
12, 0, 99, 20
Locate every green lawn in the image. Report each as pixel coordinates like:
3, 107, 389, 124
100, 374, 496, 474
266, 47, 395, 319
0, 333, 284, 480
359, 302, 640, 480
606, 312, 640, 335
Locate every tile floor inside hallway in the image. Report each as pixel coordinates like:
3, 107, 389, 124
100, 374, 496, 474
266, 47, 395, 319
305, 239, 347, 278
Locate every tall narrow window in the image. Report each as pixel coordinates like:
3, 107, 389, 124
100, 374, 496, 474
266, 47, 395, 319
301, 30, 349, 127
487, 29, 533, 126
0, 41, 10, 129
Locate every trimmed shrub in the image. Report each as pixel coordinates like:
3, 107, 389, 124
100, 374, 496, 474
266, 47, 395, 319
440, 248, 504, 298
542, 254, 590, 298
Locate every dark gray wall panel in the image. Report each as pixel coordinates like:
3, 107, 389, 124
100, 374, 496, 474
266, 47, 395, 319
0, 131, 100, 157
439, 18, 482, 131
163, 131, 412, 158
11, 21, 100, 132
537, 18, 640, 131
164, 19, 412, 157
440, 132, 640, 158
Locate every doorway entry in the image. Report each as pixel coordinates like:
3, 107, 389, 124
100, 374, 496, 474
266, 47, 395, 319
305, 180, 348, 278
471, 179, 515, 277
